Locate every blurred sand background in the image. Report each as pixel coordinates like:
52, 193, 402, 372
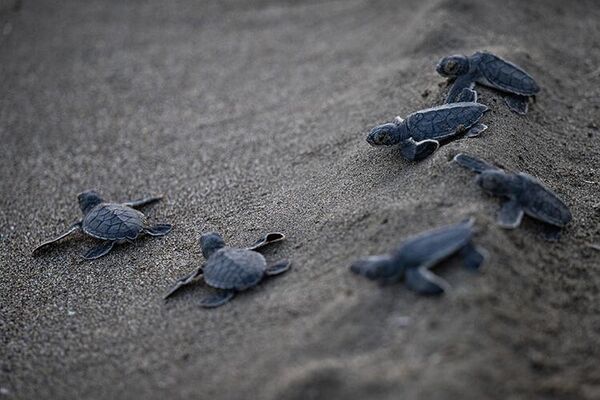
1, 0, 600, 399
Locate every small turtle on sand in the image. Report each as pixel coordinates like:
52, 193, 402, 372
33, 190, 172, 260
351, 218, 486, 295
437, 51, 540, 114
454, 153, 572, 240
367, 91, 488, 161
164, 232, 291, 308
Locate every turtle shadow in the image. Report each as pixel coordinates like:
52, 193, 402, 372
33, 234, 167, 260
506, 217, 564, 242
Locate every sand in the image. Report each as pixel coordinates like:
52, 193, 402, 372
1, 0, 600, 399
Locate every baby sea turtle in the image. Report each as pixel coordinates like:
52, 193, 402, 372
164, 232, 291, 308
454, 153, 572, 240
33, 190, 172, 260
367, 94, 488, 161
350, 218, 486, 294
437, 51, 540, 115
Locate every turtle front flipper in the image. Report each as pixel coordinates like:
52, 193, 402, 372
504, 95, 529, 115
82, 240, 115, 260
400, 138, 439, 161
33, 221, 82, 254
163, 266, 204, 299
145, 223, 172, 236
199, 289, 235, 308
123, 195, 163, 208
497, 199, 525, 228
265, 259, 291, 276
459, 242, 487, 270
455, 87, 478, 103
453, 153, 499, 174
405, 266, 449, 295
446, 75, 475, 103
246, 232, 285, 251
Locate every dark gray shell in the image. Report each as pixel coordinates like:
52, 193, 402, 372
476, 52, 540, 96
406, 103, 488, 141
394, 219, 474, 268
203, 248, 267, 290
82, 203, 146, 240
517, 174, 572, 227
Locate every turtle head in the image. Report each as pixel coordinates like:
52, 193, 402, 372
200, 232, 226, 259
476, 171, 520, 197
77, 190, 104, 214
366, 121, 407, 147
350, 255, 398, 281
436, 55, 469, 77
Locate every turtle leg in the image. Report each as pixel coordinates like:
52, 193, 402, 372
33, 221, 82, 254
405, 266, 449, 295
123, 195, 163, 208
453, 153, 499, 174
497, 199, 525, 229
460, 242, 487, 270
246, 232, 285, 251
163, 266, 204, 299
265, 259, 291, 276
82, 240, 116, 260
504, 94, 529, 115
145, 223, 172, 236
456, 87, 478, 103
199, 289, 235, 308
400, 138, 439, 161
445, 75, 475, 103
466, 123, 488, 138
542, 225, 562, 241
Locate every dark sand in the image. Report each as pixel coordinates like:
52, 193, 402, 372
1, 0, 600, 399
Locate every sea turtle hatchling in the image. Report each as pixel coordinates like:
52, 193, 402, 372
350, 218, 486, 295
367, 92, 488, 161
437, 51, 540, 114
454, 153, 572, 240
33, 190, 172, 260
164, 232, 291, 308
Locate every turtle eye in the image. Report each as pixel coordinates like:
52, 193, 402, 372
445, 60, 457, 73
376, 131, 390, 144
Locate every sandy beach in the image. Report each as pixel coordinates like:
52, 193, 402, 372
1, 0, 600, 398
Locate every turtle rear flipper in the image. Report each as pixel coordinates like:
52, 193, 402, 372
33, 221, 82, 254
497, 199, 525, 228
123, 195, 163, 208
145, 223, 172, 236
405, 266, 449, 295
504, 95, 529, 115
460, 243, 487, 270
265, 259, 291, 276
246, 232, 285, 251
82, 241, 115, 260
467, 123, 488, 138
199, 289, 235, 308
453, 153, 499, 174
400, 138, 439, 161
164, 266, 204, 299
